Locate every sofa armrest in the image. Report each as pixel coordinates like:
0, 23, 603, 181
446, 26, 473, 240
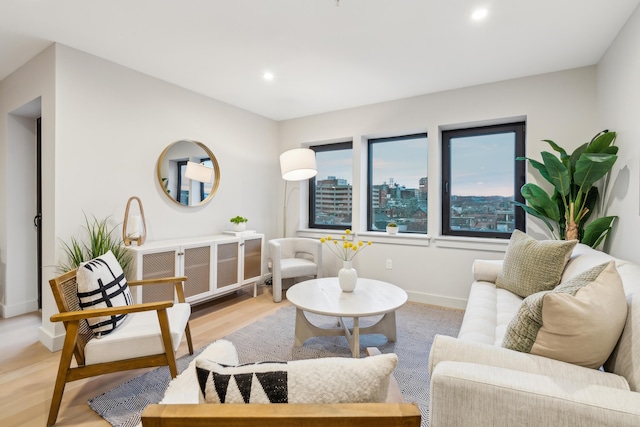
430, 361, 640, 427
429, 335, 629, 389
472, 259, 503, 282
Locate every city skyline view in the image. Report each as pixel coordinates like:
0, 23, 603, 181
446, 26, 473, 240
315, 133, 515, 196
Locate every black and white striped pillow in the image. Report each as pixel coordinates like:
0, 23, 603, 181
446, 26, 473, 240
76, 250, 133, 337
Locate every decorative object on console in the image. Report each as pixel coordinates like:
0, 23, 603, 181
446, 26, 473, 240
229, 215, 248, 232
320, 229, 371, 292
58, 213, 132, 274
514, 130, 618, 248
386, 222, 399, 235
279, 148, 317, 237
496, 230, 577, 298
157, 139, 220, 207
123, 196, 147, 246
502, 260, 627, 369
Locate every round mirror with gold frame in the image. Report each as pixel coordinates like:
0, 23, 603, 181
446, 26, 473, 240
156, 140, 220, 206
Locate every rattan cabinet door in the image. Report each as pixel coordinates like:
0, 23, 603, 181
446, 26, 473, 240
215, 241, 240, 293
182, 244, 213, 300
242, 236, 263, 284
140, 249, 179, 303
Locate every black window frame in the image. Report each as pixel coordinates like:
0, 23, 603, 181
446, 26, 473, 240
367, 133, 428, 234
308, 141, 353, 230
441, 122, 526, 239
176, 160, 188, 204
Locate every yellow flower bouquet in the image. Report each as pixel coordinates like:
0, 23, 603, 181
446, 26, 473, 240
320, 229, 372, 261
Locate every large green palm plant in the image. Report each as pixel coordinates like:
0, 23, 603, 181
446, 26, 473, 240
514, 130, 618, 248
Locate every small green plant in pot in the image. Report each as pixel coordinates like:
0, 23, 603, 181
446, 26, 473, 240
230, 215, 248, 231
58, 214, 132, 273
386, 222, 399, 235
514, 130, 618, 248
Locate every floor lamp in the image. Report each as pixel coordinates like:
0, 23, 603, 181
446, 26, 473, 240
184, 160, 214, 205
280, 148, 317, 237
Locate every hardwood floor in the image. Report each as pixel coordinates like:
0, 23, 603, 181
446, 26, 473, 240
0, 286, 287, 427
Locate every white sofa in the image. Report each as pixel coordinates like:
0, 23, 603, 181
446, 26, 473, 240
428, 243, 640, 426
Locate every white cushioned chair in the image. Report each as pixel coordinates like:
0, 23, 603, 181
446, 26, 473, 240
268, 238, 322, 302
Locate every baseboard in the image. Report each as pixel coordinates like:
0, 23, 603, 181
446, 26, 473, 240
38, 326, 64, 352
0, 299, 38, 318
406, 290, 467, 311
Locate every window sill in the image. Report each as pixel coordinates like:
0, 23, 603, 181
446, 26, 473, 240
433, 235, 509, 252
297, 229, 431, 247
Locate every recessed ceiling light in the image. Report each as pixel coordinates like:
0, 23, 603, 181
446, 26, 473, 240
471, 8, 488, 21
263, 71, 275, 81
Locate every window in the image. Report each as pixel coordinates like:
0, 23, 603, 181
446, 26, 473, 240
367, 134, 428, 234
176, 157, 212, 204
309, 142, 353, 229
177, 160, 188, 204
441, 122, 526, 238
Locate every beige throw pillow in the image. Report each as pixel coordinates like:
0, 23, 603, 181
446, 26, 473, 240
496, 230, 577, 298
502, 261, 627, 369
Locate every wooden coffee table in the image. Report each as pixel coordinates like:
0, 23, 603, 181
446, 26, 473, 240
286, 277, 408, 357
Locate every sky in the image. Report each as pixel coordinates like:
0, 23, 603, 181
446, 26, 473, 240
316, 136, 428, 188
450, 133, 515, 197
315, 132, 515, 197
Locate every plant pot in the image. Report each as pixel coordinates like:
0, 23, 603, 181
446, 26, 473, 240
231, 223, 247, 232
338, 261, 358, 292
386, 226, 399, 235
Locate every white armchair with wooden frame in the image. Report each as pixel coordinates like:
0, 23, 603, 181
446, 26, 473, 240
47, 269, 193, 426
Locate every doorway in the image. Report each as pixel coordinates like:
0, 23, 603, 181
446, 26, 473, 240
4, 97, 41, 318
36, 117, 42, 309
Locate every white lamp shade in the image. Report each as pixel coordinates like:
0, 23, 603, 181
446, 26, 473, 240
279, 148, 317, 181
185, 161, 214, 183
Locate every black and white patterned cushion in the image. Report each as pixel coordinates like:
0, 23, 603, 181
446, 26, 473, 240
195, 353, 397, 404
76, 250, 133, 337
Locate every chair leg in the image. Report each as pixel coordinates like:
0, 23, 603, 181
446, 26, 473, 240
48, 321, 79, 427
157, 309, 178, 378
272, 275, 282, 303
185, 323, 194, 355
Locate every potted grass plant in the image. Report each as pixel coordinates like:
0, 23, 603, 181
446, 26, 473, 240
58, 214, 131, 273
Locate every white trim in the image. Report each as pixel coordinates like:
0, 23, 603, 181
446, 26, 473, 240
297, 229, 431, 247
0, 299, 39, 318
434, 235, 509, 252
38, 326, 64, 352
406, 290, 467, 311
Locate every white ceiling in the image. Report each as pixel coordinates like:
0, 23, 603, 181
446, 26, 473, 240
1, 0, 638, 121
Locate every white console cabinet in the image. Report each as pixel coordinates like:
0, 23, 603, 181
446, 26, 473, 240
125, 233, 264, 305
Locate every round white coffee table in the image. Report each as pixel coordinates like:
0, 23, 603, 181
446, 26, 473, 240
286, 277, 408, 357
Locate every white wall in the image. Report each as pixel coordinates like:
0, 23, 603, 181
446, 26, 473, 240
280, 67, 599, 308
597, 4, 640, 264
1, 44, 281, 350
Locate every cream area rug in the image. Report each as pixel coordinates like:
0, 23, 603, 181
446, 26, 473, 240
88, 303, 463, 427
